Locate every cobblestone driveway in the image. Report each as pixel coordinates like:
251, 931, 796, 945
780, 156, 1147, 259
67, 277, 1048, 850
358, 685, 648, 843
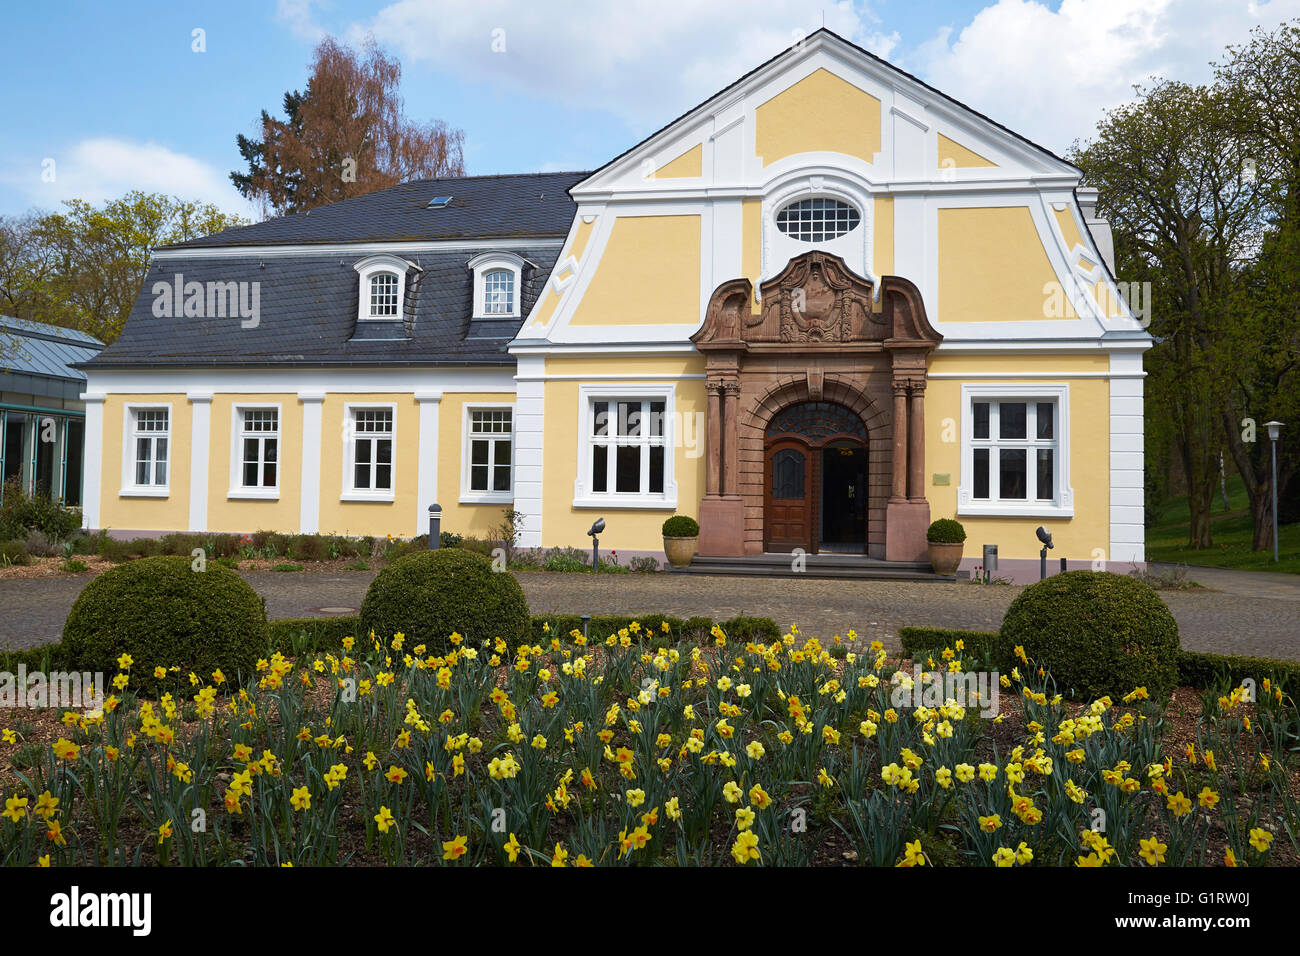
2, 564, 1297, 661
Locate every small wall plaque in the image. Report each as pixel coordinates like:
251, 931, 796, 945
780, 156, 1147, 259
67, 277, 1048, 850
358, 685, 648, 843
932, 473, 951, 486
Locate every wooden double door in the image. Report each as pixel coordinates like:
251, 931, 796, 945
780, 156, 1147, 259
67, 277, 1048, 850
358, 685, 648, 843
764, 437, 867, 553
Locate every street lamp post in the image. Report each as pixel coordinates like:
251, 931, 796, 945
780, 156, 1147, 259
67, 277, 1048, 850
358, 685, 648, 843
1266, 421, 1284, 563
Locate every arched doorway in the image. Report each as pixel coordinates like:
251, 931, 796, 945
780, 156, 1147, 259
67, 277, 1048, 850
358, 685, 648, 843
763, 401, 868, 553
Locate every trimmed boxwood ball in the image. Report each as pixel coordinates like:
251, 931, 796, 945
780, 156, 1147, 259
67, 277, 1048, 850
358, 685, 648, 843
662, 515, 700, 537
1000, 570, 1180, 700
360, 548, 529, 655
62, 555, 267, 696
926, 518, 966, 543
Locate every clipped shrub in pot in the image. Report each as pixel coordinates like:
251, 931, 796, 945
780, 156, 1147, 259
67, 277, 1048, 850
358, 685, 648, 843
661, 515, 700, 568
926, 518, 966, 575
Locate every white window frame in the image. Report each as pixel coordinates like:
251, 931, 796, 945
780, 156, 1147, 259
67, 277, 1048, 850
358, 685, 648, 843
228, 403, 282, 500
353, 254, 412, 322
460, 403, 515, 504
342, 402, 397, 502
468, 251, 524, 319
573, 383, 677, 510
121, 402, 171, 497
957, 383, 1073, 518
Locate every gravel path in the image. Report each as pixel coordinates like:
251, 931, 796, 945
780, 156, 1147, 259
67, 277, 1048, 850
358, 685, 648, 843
1, 565, 1297, 662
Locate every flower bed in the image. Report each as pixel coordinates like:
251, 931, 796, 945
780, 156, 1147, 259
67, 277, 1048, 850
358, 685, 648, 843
1, 624, 1296, 867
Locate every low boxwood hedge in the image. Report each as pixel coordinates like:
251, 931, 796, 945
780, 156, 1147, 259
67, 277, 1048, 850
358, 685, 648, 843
61, 555, 267, 695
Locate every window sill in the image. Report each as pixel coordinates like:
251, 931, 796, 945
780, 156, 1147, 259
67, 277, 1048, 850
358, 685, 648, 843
471, 312, 520, 321
357, 316, 403, 323
459, 493, 514, 506
957, 501, 1074, 519
228, 488, 280, 501
341, 491, 395, 503
572, 495, 677, 510
120, 487, 169, 498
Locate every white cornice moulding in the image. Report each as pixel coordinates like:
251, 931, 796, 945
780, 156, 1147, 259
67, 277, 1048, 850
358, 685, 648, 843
152, 238, 565, 260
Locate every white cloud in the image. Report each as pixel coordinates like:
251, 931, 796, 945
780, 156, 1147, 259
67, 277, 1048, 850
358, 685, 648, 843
7, 138, 256, 219
337, 0, 897, 131
914, 0, 1300, 154
275, 0, 329, 42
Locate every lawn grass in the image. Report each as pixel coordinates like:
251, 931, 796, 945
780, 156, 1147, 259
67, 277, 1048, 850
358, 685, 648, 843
1147, 473, 1300, 573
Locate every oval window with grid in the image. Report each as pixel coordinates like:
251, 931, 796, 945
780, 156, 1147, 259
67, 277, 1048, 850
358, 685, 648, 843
775, 197, 861, 243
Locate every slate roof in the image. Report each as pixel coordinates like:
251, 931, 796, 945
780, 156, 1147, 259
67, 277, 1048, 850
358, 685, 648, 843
87, 171, 587, 369
1, 315, 103, 381
86, 247, 562, 367
162, 171, 588, 249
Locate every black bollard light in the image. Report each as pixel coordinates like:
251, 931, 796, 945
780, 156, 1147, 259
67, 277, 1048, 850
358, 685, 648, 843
428, 503, 441, 549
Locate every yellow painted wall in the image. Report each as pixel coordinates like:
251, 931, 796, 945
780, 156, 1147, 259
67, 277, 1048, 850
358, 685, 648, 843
873, 196, 894, 278
937, 133, 996, 168
570, 215, 701, 326
525, 217, 596, 332
539, 357, 707, 551
100, 394, 190, 531
755, 68, 882, 167
653, 144, 702, 179
1052, 206, 1085, 250
937, 206, 1064, 322
437, 392, 516, 539
206, 394, 302, 534
925, 353, 1110, 560
317, 393, 419, 537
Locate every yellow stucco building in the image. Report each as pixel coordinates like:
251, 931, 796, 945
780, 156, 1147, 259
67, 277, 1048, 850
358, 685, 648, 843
82, 30, 1150, 581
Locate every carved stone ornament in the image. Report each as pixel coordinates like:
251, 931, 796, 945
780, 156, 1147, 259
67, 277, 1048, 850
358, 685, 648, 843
693, 252, 941, 349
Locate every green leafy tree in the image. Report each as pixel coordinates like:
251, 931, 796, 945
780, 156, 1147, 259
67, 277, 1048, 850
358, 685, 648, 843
1072, 80, 1267, 548
0, 192, 245, 344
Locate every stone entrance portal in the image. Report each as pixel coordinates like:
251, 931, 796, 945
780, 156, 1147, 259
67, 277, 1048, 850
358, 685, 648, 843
690, 252, 942, 560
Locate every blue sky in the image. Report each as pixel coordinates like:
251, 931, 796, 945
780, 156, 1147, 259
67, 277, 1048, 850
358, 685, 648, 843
3, 0, 1298, 221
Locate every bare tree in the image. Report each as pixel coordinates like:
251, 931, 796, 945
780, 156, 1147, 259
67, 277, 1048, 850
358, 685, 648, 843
231, 36, 465, 217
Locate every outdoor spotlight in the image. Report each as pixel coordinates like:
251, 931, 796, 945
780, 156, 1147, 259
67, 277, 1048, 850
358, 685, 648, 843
1036, 526, 1053, 549
588, 518, 605, 569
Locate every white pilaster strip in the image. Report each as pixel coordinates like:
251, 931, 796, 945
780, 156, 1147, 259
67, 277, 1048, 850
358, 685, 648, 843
513, 354, 546, 548
79, 393, 105, 530
299, 391, 325, 534
1109, 352, 1146, 566
415, 390, 443, 537
187, 391, 213, 532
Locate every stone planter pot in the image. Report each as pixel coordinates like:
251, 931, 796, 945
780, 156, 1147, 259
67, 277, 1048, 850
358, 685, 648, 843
663, 536, 698, 568
927, 541, 963, 575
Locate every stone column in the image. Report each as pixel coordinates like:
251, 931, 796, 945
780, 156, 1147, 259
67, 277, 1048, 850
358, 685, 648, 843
890, 381, 908, 502
721, 382, 740, 496
908, 381, 925, 501
705, 383, 722, 496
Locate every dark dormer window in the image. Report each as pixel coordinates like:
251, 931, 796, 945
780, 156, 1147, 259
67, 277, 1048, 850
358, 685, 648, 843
369, 272, 399, 317
353, 254, 417, 322
482, 269, 515, 315
468, 252, 525, 319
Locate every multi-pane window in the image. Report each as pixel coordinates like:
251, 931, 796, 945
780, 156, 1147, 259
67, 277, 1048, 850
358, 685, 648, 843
351, 408, 394, 492
775, 198, 861, 242
239, 408, 279, 489
467, 408, 512, 494
482, 269, 515, 316
971, 399, 1057, 503
589, 399, 666, 496
368, 272, 399, 317
132, 408, 169, 487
